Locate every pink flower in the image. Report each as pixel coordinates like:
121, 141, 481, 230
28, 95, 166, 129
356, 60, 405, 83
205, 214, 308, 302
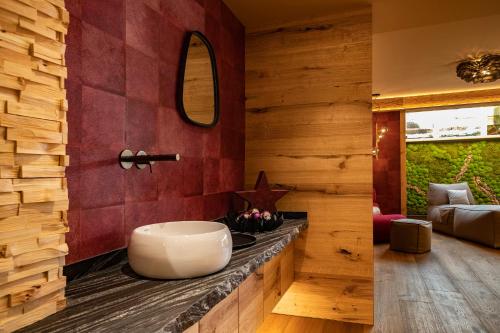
251, 208, 260, 214
252, 212, 261, 219
262, 211, 272, 221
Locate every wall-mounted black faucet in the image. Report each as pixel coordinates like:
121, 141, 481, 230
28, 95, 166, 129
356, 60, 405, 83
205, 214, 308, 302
119, 150, 180, 172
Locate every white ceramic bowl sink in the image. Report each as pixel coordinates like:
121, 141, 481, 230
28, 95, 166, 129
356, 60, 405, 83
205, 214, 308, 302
128, 221, 232, 279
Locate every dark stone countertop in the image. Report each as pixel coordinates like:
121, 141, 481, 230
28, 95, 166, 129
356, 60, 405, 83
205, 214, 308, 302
19, 219, 307, 333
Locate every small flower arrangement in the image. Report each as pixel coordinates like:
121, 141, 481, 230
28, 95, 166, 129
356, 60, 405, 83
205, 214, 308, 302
224, 208, 284, 233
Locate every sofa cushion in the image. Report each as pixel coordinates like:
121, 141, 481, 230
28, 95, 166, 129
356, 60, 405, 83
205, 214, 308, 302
454, 205, 500, 248
427, 204, 470, 235
448, 189, 470, 205
428, 182, 475, 206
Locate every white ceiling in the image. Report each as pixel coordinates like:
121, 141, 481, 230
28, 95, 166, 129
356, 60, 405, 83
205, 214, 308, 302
223, 0, 500, 97
373, 14, 500, 97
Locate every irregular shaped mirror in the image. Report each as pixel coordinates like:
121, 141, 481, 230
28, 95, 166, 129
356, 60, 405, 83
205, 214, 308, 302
178, 31, 219, 127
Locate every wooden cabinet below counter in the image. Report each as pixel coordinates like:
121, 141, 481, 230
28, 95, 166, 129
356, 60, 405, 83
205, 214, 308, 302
184, 241, 294, 333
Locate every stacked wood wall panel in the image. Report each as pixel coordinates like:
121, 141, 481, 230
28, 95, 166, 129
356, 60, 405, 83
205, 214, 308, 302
0, 0, 68, 331
245, 8, 373, 324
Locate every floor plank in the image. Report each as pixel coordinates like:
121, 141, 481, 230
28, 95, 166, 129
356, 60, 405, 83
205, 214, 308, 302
453, 280, 500, 332
399, 300, 447, 333
428, 289, 487, 333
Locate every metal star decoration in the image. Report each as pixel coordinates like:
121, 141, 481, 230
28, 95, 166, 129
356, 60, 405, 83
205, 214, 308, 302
235, 171, 289, 212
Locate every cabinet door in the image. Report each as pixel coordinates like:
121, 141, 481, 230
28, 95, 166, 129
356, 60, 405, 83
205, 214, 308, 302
262, 241, 295, 317
263, 251, 282, 316
239, 272, 264, 333
199, 291, 238, 333
280, 242, 294, 294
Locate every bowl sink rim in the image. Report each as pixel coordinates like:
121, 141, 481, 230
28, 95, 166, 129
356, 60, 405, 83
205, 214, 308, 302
132, 221, 229, 239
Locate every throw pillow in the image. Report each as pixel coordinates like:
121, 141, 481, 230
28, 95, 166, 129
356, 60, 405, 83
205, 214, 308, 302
448, 189, 470, 205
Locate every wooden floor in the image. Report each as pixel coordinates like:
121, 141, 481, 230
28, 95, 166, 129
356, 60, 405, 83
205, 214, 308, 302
258, 232, 500, 332
374, 232, 500, 333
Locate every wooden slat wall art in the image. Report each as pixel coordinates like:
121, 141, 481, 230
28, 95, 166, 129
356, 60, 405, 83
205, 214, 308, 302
372, 87, 500, 112
0, 0, 69, 331
245, 7, 373, 325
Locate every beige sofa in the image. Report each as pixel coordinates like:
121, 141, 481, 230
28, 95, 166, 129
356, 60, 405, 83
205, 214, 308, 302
427, 182, 499, 248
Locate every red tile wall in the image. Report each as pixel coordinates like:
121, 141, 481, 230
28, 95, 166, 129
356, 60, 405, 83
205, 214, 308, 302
373, 112, 402, 214
65, 0, 245, 263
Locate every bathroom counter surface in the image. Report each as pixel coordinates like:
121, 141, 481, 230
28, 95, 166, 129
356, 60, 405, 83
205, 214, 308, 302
19, 218, 307, 333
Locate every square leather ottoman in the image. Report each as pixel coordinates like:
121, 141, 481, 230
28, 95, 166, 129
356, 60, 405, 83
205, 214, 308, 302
390, 218, 432, 253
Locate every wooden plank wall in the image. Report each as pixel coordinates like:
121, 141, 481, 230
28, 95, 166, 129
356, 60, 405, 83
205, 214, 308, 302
0, 0, 69, 331
245, 7, 373, 324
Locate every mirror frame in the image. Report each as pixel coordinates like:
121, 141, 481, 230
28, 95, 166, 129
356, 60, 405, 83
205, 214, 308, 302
177, 31, 220, 128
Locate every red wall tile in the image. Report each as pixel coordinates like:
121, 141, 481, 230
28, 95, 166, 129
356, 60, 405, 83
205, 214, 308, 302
182, 157, 204, 196
184, 196, 205, 220
65, 80, 82, 146
203, 158, 220, 194
125, 201, 159, 242
126, 99, 158, 151
65, 0, 81, 19
66, 16, 82, 83
66, 0, 245, 263
80, 164, 125, 209
160, 0, 205, 32
82, 0, 125, 39
79, 206, 125, 259
159, 61, 178, 109
125, 0, 160, 58
81, 86, 125, 149
373, 112, 402, 214
125, 47, 159, 104
81, 23, 125, 94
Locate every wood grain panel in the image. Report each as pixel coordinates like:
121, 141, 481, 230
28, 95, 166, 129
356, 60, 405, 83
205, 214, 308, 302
245, 7, 373, 324
199, 291, 239, 333
257, 313, 372, 333
263, 251, 282, 316
238, 272, 264, 333
0, 0, 68, 330
273, 276, 373, 325
280, 243, 294, 294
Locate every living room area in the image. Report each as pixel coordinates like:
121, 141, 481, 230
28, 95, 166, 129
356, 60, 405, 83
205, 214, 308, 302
371, 2, 499, 331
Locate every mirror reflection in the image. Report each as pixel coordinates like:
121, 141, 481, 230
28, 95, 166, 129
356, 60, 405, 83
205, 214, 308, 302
179, 32, 219, 127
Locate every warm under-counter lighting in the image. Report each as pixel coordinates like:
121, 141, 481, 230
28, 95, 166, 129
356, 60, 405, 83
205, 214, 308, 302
456, 54, 500, 84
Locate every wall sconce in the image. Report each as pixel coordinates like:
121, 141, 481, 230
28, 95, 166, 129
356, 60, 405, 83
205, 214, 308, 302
456, 54, 500, 84
372, 123, 388, 159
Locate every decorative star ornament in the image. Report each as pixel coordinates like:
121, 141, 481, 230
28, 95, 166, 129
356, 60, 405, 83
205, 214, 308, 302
235, 171, 289, 212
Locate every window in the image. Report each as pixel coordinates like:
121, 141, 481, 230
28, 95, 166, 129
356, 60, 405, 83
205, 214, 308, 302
406, 106, 500, 142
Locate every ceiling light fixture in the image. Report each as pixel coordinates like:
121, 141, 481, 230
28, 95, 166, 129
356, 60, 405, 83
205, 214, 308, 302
456, 54, 500, 84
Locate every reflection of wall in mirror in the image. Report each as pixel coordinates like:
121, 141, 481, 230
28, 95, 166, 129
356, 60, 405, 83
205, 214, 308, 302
183, 35, 215, 125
